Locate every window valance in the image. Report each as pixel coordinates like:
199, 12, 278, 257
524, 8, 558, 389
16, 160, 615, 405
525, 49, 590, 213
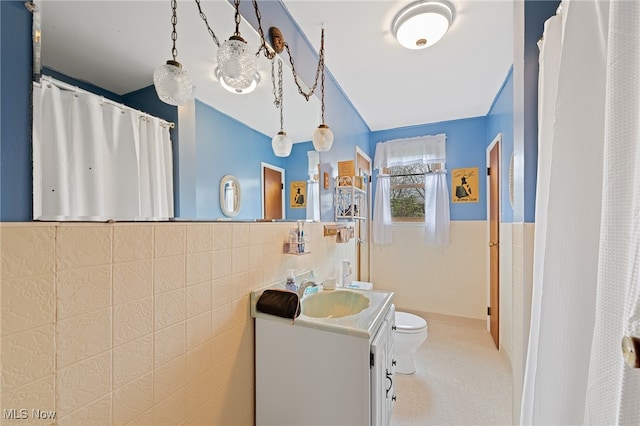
373, 134, 446, 169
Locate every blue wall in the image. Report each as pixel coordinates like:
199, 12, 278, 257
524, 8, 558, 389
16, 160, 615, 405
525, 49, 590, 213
522, 0, 560, 222
44, 67, 123, 103
487, 67, 515, 223
239, 0, 371, 223
285, 141, 315, 221
194, 100, 284, 220
370, 116, 488, 221
1, 1, 32, 221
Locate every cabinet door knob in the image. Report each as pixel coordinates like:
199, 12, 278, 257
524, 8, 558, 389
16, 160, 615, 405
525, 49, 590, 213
392, 395, 397, 402
392, 325, 397, 331
392, 359, 397, 366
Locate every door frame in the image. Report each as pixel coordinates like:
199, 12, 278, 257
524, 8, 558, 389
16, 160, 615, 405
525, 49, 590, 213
354, 145, 372, 281
486, 133, 501, 348
261, 162, 285, 220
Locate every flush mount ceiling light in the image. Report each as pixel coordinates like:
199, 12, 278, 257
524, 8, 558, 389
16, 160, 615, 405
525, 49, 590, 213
392, 0, 455, 50
215, 67, 260, 94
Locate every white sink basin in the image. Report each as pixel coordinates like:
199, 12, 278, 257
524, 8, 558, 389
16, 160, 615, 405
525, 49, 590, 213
302, 290, 370, 318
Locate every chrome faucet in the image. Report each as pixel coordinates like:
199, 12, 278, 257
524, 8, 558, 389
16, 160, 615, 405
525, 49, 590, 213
297, 279, 318, 298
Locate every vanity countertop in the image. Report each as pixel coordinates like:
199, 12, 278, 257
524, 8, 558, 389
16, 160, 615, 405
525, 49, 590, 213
250, 284, 394, 339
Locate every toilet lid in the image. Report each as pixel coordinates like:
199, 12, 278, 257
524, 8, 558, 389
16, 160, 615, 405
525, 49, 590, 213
395, 312, 427, 331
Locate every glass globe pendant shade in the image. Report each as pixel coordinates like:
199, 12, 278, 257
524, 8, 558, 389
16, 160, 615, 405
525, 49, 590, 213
272, 130, 293, 157
312, 124, 334, 152
153, 60, 194, 106
217, 35, 258, 92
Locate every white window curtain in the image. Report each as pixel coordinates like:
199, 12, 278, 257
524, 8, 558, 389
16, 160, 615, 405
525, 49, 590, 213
372, 173, 392, 244
372, 134, 448, 245
306, 151, 320, 221
32, 77, 174, 221
424, 170, 450, 245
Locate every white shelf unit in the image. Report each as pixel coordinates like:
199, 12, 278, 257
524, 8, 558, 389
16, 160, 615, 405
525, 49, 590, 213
335, 176, 366, 221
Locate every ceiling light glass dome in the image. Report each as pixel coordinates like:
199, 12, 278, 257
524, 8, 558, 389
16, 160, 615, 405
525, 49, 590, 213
392, 1, 455, 50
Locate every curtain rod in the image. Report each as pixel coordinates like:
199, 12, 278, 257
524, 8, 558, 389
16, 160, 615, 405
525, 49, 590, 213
35, 75, 176, 129
378, 171, 445, 178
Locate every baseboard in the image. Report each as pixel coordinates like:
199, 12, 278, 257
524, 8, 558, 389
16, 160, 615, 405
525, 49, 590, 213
397, 308, 486, 329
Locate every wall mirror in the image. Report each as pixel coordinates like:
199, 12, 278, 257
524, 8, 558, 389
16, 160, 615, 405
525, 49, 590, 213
220, 175, 242, 217
34, 0, 321, 221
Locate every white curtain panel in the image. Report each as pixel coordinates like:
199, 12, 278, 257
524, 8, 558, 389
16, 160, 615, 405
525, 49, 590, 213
372, 174, 392, 244
584, 0, 640, 423
424, 171, 450, 245
306, 180, 320, 221
33, 79, 174, 221
306, 151, 320, 221
522, 0, 640, 424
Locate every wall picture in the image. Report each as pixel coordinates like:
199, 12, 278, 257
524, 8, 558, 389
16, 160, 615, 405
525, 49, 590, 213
452, 167, 479, 203
290, 181, 307, 208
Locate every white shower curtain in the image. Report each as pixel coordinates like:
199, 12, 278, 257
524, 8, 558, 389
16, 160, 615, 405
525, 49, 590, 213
523, 0, 640, 424
33, 78, 174, 221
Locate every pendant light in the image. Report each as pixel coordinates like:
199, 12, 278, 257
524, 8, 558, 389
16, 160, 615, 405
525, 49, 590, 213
271, 58, 293, 157
153, 0, 194, 106
311, 28, 333, 152
216, 0, 258, 92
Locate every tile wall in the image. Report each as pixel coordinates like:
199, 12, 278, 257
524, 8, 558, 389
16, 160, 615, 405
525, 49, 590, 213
371, 221, 488, 322
0, 221, 354, 425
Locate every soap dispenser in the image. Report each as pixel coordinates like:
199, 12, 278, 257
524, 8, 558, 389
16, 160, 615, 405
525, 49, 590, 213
285, 269, 297, 292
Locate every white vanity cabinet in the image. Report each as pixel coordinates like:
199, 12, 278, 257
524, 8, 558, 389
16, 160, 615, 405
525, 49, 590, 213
254, 296, 396, 426
371, 304, 396, 425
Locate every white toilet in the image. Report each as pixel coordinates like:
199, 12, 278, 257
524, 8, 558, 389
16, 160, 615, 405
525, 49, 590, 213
394, 312, 428, 374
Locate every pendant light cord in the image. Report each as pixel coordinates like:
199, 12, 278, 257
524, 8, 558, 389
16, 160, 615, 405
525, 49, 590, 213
170, 0, 178, 61
271, 58, 285, 131
319, 28, 326, 124
194, 0, 221, 47
233, 0, 242, 37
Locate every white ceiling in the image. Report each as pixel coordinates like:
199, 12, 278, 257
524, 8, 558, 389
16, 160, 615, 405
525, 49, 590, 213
284, 0, 513, 130
39, 0, 512, 142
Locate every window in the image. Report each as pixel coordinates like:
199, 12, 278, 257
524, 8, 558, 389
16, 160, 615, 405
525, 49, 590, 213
386, 164, 427, 222
372, 134, 449, 245
385, 163, 442, 222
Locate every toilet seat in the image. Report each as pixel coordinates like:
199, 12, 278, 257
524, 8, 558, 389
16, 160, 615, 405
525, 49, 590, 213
395, 312, 427, 334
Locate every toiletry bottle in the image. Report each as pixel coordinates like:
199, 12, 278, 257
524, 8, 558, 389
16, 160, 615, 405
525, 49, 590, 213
285, 269, 297, 292
297, 220, 305, 253
340, 260, 352, 288
288, 228, 298, 253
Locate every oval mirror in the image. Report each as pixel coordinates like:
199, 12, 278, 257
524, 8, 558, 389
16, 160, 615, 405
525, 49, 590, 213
220, 175, 242, 217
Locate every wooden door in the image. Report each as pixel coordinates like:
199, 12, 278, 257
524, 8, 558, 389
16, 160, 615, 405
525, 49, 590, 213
262, 164, 283, 220
489, 140, 500, 349
355, 147, 372, 282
